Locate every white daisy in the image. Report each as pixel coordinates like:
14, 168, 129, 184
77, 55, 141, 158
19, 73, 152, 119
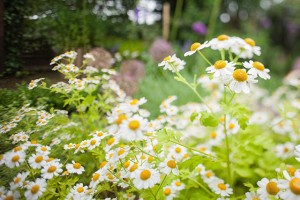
119, 115, 147, 141
24, 178, 47, 200
158, 54, 186, 73
209, 178, 233, 197
275, 142, 295, 159
249, 111, 270, 125
89, 170, 105, 188
257, 178, 281, 199
206, 60, 235, 78
278, 170, 300, 200
2, 190, 20, 200
66, 183, 93, 200
227, 69, 258, 94
28, 154, 48, 169
243, 61, 270, 80
208, 130, 225, 146
159, 158, 179, 175
194, 164, 206, 175
36, 145, 51, 155
168, 145, 188, 161
4, 151, 26, 168
245, 191, 260, 200
133, 166, 161, 189
9, 171, 29, 190
184, 41, 210, 56
210, 34, 232, 50
163, 186, 178, 200
41, 160, 63, 179
171, 179, 185, 191
66, 161, 85, 174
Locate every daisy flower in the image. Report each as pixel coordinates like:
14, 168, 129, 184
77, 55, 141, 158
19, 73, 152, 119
28, 154, 48, 169
278, 170, 300, 200
272, 119, 293, 135
119, 115, 147, 141
257, 178, 281, 199
133, 166, 161, 189
104, 137, 120, 152
227, 69, 258, 94
4, 151, 26, 168
206, 60, 235, 78
210, 178, 233, 197
171, 179, 185, 191
66, 183, 93, 200
208, 130, 225, 146
184, 41, 210, 56
295, 145, 300, 162
63, 51, 77, 59
159, 158, 179, 175
2, 190, 20, 200
194, 164, 206, 175
245, 191, 260, 200
202, 170, 216, 184
225, 116, 240, 135
123, 193, 136, 200
249, 111, 269, 125
24, 178, 47, 200
275, 142, 294, 159
83, 53, 95, 61
158, 54, 186, 73
168, 145, 188, 161
89, 170, 105, 189
121, 97, 147, 113
163, 186, 178, 200
28, 78, 45, 90
10, 171, 29, 190
36, 145, 51, 155
243, 61, 270, 80
66, 161, 85, 174
210, 34, 232, 50
41, 160, 63, 179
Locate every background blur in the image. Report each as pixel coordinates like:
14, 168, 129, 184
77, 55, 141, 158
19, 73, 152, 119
1, 0, 300, 116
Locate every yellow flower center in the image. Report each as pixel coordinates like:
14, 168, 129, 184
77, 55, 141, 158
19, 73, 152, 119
100, 161, 107, 168
164, 188, 171, 196
183, 153, 189, 158
41, 147, 47, 151
107, 138, 115, 146
48, 166, 56, 173
77, 187, 84, 193
163, 56, 171, 62
252, 198, 259, 200
214, 60, 227, 69
190, 42, 201, 51
167, 160, 177, 168
123, 161, 130, 168
284, 147, 289, 153
93, 173, 100, 181
175, 147, 181, 153
107, 173, 114, 180
129, 163, 138, 172
175, 181, 181, 186
244, 38, 256, 47
97, 132, 103, 137
12, 155, 20, 162
115, 114, 127, 125
220, 117, 225, 123
148, 156, 154, 162
266, 181, 280, 195
211, 132, 217, 139
252, 61, 265, 71
288, 166, 296, 176
229, 123, 235, 129
233, 69, 248, 82
206, 171, 213, 178
90, 140, 97, 145
13, 146, 22, 152
31, 185, 40, 194
140, 169, 151, 180
290, 178, 300, 194
4, 196, 13, 200
130, 99, 139, 105
118, 149, 125, 156
217, 34, 229, 41
73, 162, 81, 169
35, 155, 43, 163
14, 177, 21, 184
129, 120, 140, 130
218, 183, 227, 190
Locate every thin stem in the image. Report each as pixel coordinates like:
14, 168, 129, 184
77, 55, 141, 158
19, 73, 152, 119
223, 86, 232, 187
155, 175, 167, 197
169, 139, 218, 160
197, 51, 213, 66
170, 0, 184, 41
131, 143, 161, 161
220, 50, 225, 60
188, 177, 215, 197
228, 50, 233, 61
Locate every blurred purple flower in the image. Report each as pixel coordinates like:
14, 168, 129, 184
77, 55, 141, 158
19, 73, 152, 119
192, 22, 207, 35
149, 38, 173, 63
260, 17, 272, 29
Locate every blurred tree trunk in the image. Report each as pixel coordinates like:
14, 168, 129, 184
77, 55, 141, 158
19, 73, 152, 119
0, 1, 4, 72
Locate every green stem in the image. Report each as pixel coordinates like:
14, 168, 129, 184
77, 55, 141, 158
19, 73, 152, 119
220, 50, 225, 60
189, 177, 215, 197
131, 143, 161, 161
169, 139, 218, 160
206, 0, 221, 40
223, 87, 232, 187
197, 51, 213, 66
155, 175, 167, 197
228, 50, 233, 61
170, 0, 184, 41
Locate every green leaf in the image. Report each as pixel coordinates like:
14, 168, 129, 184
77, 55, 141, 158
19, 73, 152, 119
199, 111, 218, 127
179, 155, 205, 171
190, 112, 199, 122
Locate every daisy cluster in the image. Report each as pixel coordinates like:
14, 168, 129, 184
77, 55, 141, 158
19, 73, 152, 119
159, 34, 271, 94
